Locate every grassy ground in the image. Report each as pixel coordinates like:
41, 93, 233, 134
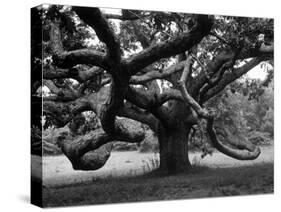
41, 146, 273, 187
42, 162, 273, 207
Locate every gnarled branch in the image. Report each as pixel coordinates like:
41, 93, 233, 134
124, 15, 213, 74
202, 58, 262, 102
118, 103, 159, 132
130, 61, 186, 84
44, 65, 104, 83
57, 118, 145, 171
178, 58, 261, 160
49, 21, 108, 69
73, 7, 121, 62
206, 118, 260, 160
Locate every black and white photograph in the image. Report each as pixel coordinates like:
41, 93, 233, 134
30, 2, 274, 208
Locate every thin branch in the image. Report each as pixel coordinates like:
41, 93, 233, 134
178, 57, 210, 119
198, 60, 231, 104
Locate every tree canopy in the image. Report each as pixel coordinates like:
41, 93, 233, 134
31, 5, 273, 173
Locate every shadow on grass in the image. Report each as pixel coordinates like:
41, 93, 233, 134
43, 162, 273, 208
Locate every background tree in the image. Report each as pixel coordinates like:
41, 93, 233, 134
32, 5, 273, 173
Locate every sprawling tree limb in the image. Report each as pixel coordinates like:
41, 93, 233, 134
125, 86, 175, 126
43, 79, 82, 102
178, 57, 211, 118
73, 7, 121, 62
125, 86, 179, 109
157, 89, 183, 105
43, 95, 92, 127
124, 15, 213, 74
130, 61, 186, 84
178, 59, 261, 160
202, 58, 262, 102
49, 20, 108, 69
206, 118, 261, 160
43, 65, 104, 83
198, 59, 233, 104
238, 44, 274, 59
52, 48, 108, 69
192, 42, 273, 96
57, 129, 113, 170
191, 49, 237, 94
57, 117, 145, 170
118, 103, 159, 132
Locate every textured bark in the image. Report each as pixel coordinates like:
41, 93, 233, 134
158, 124, 192, 173
73, 7, 121, 62
125, 15, 213, 74
206, 118, 260, 160
43, 65, 104, 83
202, 58, 262, 102
58, 133, 113, 170
57, 118, 145, 170
49, 21, 108, 69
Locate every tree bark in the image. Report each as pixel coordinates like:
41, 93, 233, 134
158, 124, 192, 173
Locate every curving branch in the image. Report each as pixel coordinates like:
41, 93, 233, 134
178, 57, 210, 118
191, 42, 273, 96
157, 89, 183, 105
57, 117, 145, 171
178, 58, 261, 160
53, 49, 108, 69
43, 79, 81, 102
130, 61, 186, 84
206, 118, 261, 160
43, 95, 92, 127
198, 59, 234, 104
73, 7, 121, 62
191, 49, 237, 94
202, 58, 262, 102
49, 21, 108, 69
43, 65, 104, 83
124, 15, 213, 74
237, 43, 274, 59
125, 86, 176, 127
118, 102, 159, 132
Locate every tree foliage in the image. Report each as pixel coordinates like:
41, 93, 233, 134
31, 4, 274, 172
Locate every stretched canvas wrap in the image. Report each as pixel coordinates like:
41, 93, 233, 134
31, 3, 274, 208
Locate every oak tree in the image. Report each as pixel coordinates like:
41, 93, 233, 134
32, 5, 273, 173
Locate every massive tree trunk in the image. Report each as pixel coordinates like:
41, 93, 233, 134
158, 123, 192, 173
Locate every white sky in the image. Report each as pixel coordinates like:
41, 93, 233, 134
246, 65, 267, 80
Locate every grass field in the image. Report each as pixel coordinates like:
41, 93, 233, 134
39, 146, 274, 207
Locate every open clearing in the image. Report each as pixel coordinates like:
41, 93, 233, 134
38, 146, 273, 207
